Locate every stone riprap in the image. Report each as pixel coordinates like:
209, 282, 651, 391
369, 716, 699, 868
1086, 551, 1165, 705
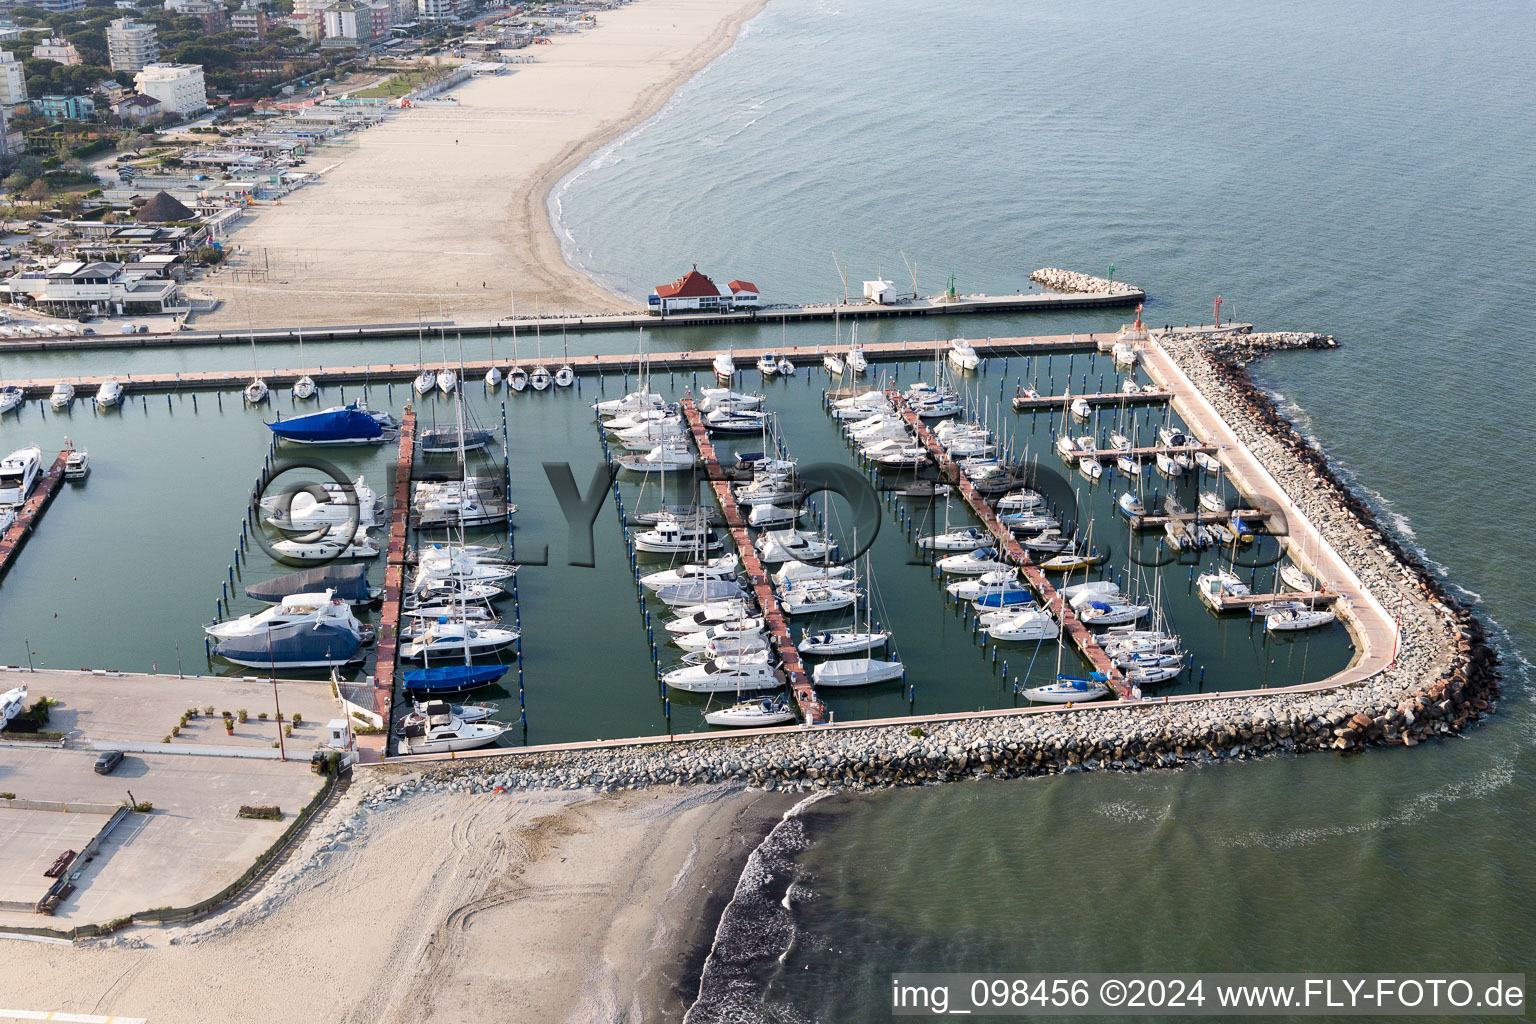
1196, 329, 1338, 365
357, 327, 1498, 798
1029, 267, 1138, 295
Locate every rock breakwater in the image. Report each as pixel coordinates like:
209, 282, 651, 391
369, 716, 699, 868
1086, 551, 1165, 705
1198, 329, 1338, 366
1029, 267, 1138, 295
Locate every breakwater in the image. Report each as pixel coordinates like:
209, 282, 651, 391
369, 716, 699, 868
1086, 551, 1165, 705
1197, 329, 1338, 366
350, 328, 1497, 797
1029, 267, 1136, 295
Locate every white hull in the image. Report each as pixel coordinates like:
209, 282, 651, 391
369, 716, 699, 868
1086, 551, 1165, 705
812, 658, 904, 687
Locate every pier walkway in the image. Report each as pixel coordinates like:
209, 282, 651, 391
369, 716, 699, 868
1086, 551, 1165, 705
3, 333, 1104, 399
888, 393, 1126, 696
369, 406, 415, 758
679, 399, 826, 725
0, 449, 67, 581
0, 289, 1145, 353
1012, 389, 1172, 412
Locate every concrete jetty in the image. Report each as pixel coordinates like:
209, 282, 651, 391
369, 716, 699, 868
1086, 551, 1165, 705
0, 449, 67, 581
679, 399, 826, 725
1, 332, 1105, 398
887, 392, 1126, 695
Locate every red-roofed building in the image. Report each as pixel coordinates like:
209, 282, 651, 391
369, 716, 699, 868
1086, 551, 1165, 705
649, 266, 761, 315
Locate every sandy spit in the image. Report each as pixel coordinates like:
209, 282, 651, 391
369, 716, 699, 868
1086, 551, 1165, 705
201, 0, 769, 330
0, 776, 795, 1023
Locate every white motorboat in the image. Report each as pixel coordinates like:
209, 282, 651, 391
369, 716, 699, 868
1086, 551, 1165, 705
664, 600, 755, 635
206, 589, 364, 640
401, 621, 520, 660
917, 526, 991, 552
985, 608, 1060, 642
1113, 341, 1138, 367
0, 385, 22, 415
777, 356, 795, 375
847, 346, 868, 373
292, 374, 317, 400
772, 560, 853, 585
1, 683, 28, 727
605, 407, 672, 432
757, 352, 778, 375
664, 655, 779, 694
95, 377, 124, 408
594, 389, 665, 416
62, 441, 89, 480
1279, 563, 1316, 592
823, 352, 845, 374
944, 568, 1020, 601
870, 445, 930, 468
1022, 676, 1111, 703
1055, 435, 1081, 461
402, 603, 496, 625
673, 617, 766, 650
1070, 397, 1091, 421
812, 657, 904, 687
400, 709, 506, 754
1078, 599, 1151, 627
0, 506, 16, 534
798, 629, 889, 655
413, 369, 436, 395
530, 365, 552, 391
713, 351, 735, 382
508, 366, 529, 392
1021, 529, 1074, 554
264, 475, 383, 529
485, 365, 503, 388
554, 365, 575, 387
243, 377, 268, 404
1109, 433, 1133, 452
756, 529, 834, 564
436, 369, 458, 394
617, 441, 697, 473
1197, 569, 1251, 609
272, 524, 381, 561
407, 579, 505, 606
1063, 580, 1120, 607
1113, 651, 1186, 671
780, 582, 859, 616
633, 513, 722, 554
678, 633, 771, 660
1118, 492, 1146, 517
948, 339, 980, 371
706, 408, 768, 434
640, 554, 740, 591
1000, 511, 1059, 534
0, 445, 44, 505
936, 546, 1010, 575
705, 696, 796, 727
616, 418, 688, 446
49, 380, 75, 409
1265, 602, 1337, 632
395, 699, 499, 735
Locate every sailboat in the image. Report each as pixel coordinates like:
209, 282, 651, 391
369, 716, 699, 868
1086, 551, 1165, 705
807, 550, 903, 686
0, 382, 21, 415
530, 321, 552, 390
413, 319, 435, 395
846, 323, 867, 373
485, 326, 502, 388
704, 695, 796, 727
292, 324, 316, 399
436, 332, 458, 394
554, 333, 575, 386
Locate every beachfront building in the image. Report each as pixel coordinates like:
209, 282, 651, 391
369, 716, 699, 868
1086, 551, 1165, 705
33, 37, 83, 66
133, 63, 206, 115
33, 94, 94, 120
649, 267, 763, 315
0, 49, 25, 106
416, 0, 468, 23
107, 18, 159, 74
321, 0, 395, 47
0, 260, 183, 316
230, 8, 269, 39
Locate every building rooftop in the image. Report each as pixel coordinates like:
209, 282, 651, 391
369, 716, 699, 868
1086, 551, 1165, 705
655, 268, 719, 299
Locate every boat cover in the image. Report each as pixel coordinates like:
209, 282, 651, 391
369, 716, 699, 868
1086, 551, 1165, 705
212, 622, 361, 665
403, 664, 507, 694
245, 564, 371, 604
267, 405, 385, 443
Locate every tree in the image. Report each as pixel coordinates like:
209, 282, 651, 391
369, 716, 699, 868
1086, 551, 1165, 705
59, 194, 84, 218
25, 179, 49, 204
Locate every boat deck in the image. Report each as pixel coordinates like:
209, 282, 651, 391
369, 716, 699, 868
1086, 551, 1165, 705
889, 392, 1126, 696
1207, 589, 1339, 613
679, 399, 826, 725
368, 406, 415, 757
0, 449, 67, 581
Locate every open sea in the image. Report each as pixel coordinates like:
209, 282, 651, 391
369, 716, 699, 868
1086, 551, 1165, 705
549, 0, 1536, 1019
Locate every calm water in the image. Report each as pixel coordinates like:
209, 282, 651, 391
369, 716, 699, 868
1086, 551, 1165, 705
552, 0, 1536, 1016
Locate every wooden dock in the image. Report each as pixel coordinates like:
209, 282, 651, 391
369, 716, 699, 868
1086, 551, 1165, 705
371, 406, 415, 746
1012, 389, 1172, 412
888, 393, 1127, 696
0, 290, 1146, 353
679, 399, 826, 725
3, 332, 1105, 399
0, 449, 67, 581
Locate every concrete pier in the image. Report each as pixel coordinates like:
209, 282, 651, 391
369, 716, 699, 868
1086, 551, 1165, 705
0, 449, 67, 581
679, 399, 826, 725
888, 393, 1126, 696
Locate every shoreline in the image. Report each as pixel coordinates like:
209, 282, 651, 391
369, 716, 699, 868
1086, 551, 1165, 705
199, 0, 770, 330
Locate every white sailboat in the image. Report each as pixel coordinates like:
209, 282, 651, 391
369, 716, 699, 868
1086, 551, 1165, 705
293, 325, 317, 399
705, 696, 796, 727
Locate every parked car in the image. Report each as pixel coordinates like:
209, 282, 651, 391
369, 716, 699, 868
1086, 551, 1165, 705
93, 750, 124, 774
83, 327, 96, 335
121, 323, 137, 334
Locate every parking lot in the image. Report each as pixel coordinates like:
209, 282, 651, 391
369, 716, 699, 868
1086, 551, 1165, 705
0, 746, 324, 926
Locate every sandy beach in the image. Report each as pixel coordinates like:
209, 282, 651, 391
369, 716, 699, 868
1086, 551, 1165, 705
0, 778, 793, 1022
200, 0, 767, 330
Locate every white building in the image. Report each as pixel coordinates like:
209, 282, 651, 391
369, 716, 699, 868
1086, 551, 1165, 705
862, 279, 896, 304
1, 261, 182, 316
416, 0, 462, 23
107, 17, 159, 74
0, 50, 26, 107
133, 63, 207, 115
